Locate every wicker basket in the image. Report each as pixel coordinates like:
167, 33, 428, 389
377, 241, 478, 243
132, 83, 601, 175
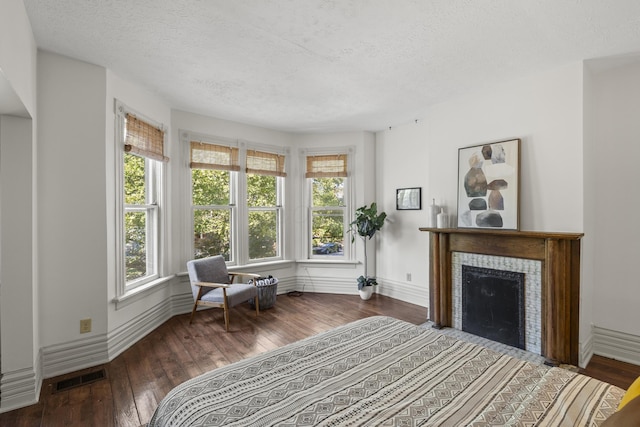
249, 277, 279, 310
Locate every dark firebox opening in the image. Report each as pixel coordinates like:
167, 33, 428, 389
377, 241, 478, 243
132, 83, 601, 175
462, 265, 526, 349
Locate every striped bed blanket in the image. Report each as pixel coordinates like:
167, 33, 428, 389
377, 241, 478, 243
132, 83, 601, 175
148, 316, 623, 426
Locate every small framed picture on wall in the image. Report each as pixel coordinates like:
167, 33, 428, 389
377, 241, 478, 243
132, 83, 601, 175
396, 187, 422, 210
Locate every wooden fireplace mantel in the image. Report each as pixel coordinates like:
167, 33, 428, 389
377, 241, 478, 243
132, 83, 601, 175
419, 227, 583, 365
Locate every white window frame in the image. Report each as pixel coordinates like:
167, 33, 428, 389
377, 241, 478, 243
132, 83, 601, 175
304, 148, 353, 261
123, 157, 160, 286
190, 167, 238, 264
115, 101, 167, 296
245, 172, 285, 263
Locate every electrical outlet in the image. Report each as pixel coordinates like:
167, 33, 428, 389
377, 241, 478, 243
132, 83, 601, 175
80, 318, 92, 334
406, 273, 412, 282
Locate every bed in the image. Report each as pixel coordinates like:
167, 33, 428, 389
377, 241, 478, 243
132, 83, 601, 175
148, 316, 623, 426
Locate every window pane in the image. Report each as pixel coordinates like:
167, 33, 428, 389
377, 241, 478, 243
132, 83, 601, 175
124, 153, 146, 205
192, 169, 230, 206
312, 209, 344, 255
194, 208, 231, 260
247, 174, 276, 207
312, 178, 344, 207
249, 210, 278, 259
125, 210, 147, 281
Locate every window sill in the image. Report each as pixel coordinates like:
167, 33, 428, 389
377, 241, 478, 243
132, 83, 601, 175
241, 259, 296, 269
296, 259, 360, 268
113, 275, 175, 310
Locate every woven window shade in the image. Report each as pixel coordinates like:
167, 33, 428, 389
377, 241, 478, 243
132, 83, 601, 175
246, 150, 286, 177
190, 141, 240, 171
305, 154, 348, 178
124, 114, 168, 162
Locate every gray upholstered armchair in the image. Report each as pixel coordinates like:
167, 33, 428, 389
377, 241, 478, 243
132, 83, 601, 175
186, 255, 261, 331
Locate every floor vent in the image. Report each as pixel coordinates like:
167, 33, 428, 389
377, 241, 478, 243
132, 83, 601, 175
54, 369, 106, 393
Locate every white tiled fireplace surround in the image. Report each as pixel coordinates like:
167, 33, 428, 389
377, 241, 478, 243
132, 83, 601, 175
452, 252, 542, 355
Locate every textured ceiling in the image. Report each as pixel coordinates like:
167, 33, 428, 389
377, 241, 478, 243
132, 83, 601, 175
23, 0, 640, 132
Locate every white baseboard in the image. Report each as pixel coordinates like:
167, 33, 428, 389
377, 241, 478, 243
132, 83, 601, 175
294, 275, 359, 295
274, 276, 297, 294
282, 275, 429, 307
107, 298, 175, 361
376, 277, 428, 311
42, 293, 186, 379
171, 291, 195, 315
579, 328, 595, 369
41, 333, 110, 379
0, 361, 41, 413
301, 277, 356, 294
593, 325, 640, 366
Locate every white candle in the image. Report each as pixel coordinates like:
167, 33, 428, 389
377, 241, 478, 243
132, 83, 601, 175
437, 208, 447, 228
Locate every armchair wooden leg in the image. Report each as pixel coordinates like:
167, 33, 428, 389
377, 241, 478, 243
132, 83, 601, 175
189, 302, 199, 325
190, 288, 206, 325
223, 306, 230, 332
254, 295, 260, 317
223, 289, 230, 332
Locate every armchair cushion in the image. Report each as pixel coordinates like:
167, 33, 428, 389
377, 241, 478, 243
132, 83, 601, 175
201, 283, 257, 306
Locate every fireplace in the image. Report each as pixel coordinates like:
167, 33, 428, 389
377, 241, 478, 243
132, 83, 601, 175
419, 227, 583, 365
453, 253, 542, 354
461, 265, 525, 349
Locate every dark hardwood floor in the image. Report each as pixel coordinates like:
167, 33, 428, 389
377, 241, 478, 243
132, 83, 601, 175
580, 354, 640, 390
0, 292, 637, 426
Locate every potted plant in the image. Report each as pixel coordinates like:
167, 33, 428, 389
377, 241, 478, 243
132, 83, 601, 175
348, 202, 387, 299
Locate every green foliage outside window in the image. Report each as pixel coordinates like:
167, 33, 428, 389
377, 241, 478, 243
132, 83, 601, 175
249, 210, 277, 259
125, 211, 146, 281
247, 174, 277, 207
248, 174, 278, 259
192, 168, 230, 206
193, 208, 231, 260
311, 178, 345, 254
191, 171, 282, 261
312, 177, 344, 206
124, 153, 147, 281
192, 169, 231, 260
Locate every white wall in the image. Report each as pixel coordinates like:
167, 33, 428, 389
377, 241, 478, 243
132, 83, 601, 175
0, 117, 35, 368
581, 65, 598, 366
0, 0, 39, 412
375, 122, 431, 306
37, 51, 109, 349
375, 62, 586, 325
590, 61, 640, 343
0, 116, 38, 411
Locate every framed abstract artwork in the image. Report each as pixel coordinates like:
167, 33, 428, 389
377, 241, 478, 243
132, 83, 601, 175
456, 139, 520, 230
396, 187, 422, 210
